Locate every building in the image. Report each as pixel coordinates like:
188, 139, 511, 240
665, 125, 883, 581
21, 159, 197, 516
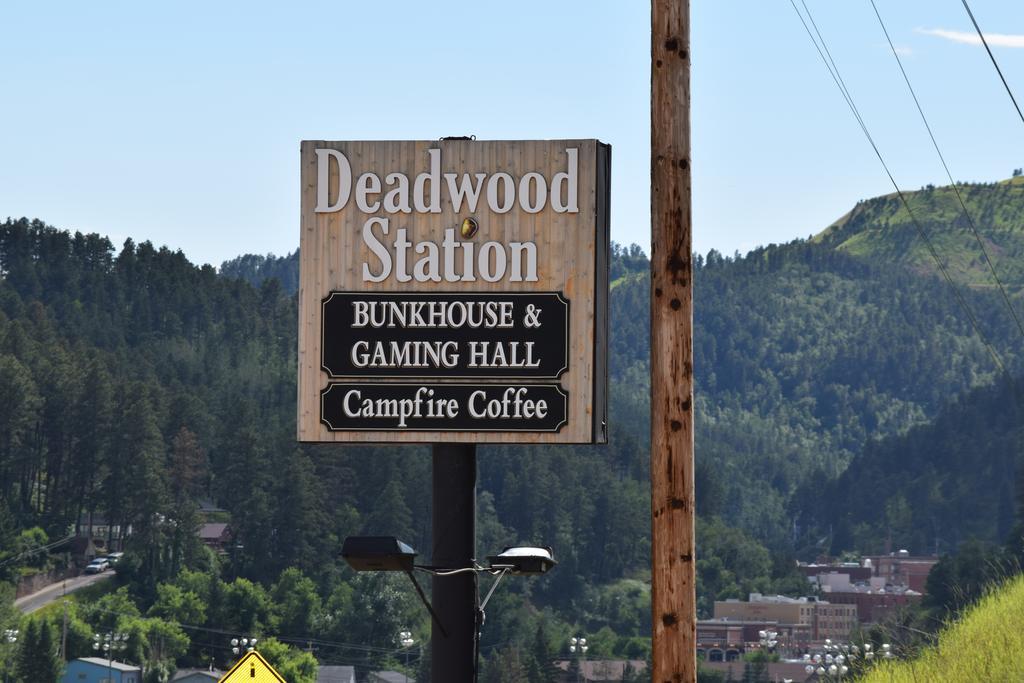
62, 657, 141, 683
696, 620, 745, 661
812, 600, 859, 641
74, 515, 132, 555
198, 523, 232, 552
800, 563, 872, 583
865, 551, 939, 593
317, 666, 357, 683
697, 619, 811, 660
367, 672, 414, 683
63, 536, 100, 565
714, 594, 858, 642
700, 660, 814, 682
197, 498, 227, 517
823, 586, 922, 623
553, 660, 647, 682
807, 562, 925, 623
171, 668, 223, 682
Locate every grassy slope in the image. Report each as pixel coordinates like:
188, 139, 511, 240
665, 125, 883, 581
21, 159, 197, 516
813, 176, 1024, 292
863, 574, 1024, 682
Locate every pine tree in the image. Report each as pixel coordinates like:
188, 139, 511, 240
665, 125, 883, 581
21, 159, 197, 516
69, 357, 113, 536
361, 474, 413, 541
15, 618, 62, 682
167, 427, 206, 575
273, 450, 333, 578
527, 622, 559, 683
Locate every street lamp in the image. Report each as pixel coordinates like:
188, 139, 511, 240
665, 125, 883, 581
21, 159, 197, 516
342, 537, 557, 681
802, 640, 892, 680
230, 637, 258, 656
93, 631, 128, 682
341, 536, 557, 637
758, 629, 778, 654
397, 630, 415, 682
3, 629, 18, 683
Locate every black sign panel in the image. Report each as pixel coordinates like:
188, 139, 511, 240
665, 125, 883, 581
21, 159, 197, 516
321, 292, 569, 379
321, 383, 568, 432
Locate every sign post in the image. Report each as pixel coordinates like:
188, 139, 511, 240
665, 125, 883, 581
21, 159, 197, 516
298, 139, 611, 679
650, 0, 697, 680
431, 443, 477, 681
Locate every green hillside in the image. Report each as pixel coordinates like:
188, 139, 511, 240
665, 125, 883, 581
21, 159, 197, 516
795, 376, 1024, 556
5, 190, 1024, 676
862, 573, 1024, 683
221, 228, 1024, 555
692, 242, 1022, 549
814, 177, 1024, 293
0, 220, 717, 677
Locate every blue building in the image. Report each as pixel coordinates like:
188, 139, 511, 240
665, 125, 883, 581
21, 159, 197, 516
62, 657, 142, 683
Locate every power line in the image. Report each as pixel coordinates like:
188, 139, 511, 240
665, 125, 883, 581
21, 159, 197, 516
0, 535, 76, 569
961, 0, 1024, 126
869, 0, 1024, 342
786, 0, 1006, 374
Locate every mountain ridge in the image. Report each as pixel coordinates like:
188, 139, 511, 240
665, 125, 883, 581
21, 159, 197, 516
813, 176, 1024, 292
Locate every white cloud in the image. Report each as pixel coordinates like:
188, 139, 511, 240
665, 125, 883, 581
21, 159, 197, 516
894, 46, 913, 57
917, 27, 1024, 48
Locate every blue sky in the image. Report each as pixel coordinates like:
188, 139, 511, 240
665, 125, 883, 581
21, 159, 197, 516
1, 1, 1023, 267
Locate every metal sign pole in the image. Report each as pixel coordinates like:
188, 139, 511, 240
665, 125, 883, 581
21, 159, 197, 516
431, 443, 477, 682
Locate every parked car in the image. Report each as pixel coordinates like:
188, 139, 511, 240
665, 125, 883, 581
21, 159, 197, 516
84, 558, 109, 574
105, 552, 124, 566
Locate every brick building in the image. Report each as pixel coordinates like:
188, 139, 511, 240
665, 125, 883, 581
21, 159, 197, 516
697, 619, 811, 660
865, 551, 938, 593
714, 594, 858, 642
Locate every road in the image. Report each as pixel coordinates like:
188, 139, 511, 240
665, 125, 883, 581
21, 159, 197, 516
14, 571, 114, 614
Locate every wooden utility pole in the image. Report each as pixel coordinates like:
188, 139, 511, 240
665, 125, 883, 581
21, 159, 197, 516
650, 0, 696, 681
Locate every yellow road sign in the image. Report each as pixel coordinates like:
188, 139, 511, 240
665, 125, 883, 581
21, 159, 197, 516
218, 650, 286, 682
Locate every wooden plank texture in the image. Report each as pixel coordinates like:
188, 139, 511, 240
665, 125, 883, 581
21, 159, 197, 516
650, 0, 697, 680
298, 139, 607, 444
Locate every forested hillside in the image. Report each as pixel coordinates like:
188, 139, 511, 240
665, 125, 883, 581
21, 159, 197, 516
222, 196, 1024, 554
3, 171, 1024, 678
0, 221, 743, 678
692, 240, 1021, 549
796, 376, 1024, 556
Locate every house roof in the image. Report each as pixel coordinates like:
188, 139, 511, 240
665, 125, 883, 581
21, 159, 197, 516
369, 672, 413, 683
171, 668, 223, 681
74, 657, 142, 672
317, 665, 357, 682
199, 523, 230, 539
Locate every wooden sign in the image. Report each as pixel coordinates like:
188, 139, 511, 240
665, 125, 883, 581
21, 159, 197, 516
298, 139, 610, 444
